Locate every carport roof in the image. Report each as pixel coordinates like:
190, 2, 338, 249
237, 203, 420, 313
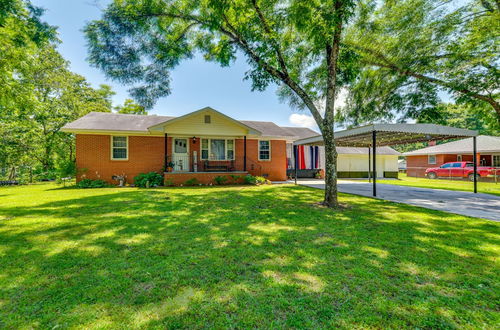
294, 123, 478, 147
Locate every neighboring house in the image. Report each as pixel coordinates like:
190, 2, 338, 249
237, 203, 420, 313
404, 135, 500, 177
62, 107, 315, 184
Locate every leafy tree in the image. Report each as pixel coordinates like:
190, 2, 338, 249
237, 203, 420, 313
0, 0, 56, 113
417, 103, 500, 136
1, 45, 114, 174
340, 0, 499, 126
85, 0, 358, 207
115, 99, 147, 115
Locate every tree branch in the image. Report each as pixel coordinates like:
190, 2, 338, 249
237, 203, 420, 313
350, 42, 500, 120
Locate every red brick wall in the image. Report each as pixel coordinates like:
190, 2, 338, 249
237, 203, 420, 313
76, 134, 165, 183
76, 134, 287, 184
236, 139, 287, 181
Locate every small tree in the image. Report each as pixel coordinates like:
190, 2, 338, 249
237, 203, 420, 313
86, 0, 358, 207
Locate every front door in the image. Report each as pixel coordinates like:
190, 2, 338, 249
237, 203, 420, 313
172, 138, 189, 172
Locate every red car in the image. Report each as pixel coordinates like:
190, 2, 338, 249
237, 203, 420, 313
426, 162, 497, 181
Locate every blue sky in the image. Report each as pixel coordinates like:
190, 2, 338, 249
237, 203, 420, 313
32, 0, 317, 130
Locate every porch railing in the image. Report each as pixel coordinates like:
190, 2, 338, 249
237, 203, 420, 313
165, 155, 262, 175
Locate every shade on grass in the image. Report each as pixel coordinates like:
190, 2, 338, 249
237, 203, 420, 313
359, 173, 500, 197
0, 183, 498, 328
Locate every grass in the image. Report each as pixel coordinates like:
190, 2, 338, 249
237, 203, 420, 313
0, 183, 499, 328
356, 173, 500, 197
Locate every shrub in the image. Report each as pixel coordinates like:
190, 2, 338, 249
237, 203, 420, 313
164, 178, 174, 187
214, 175, 228, 185
76, 179, 108, 188
184, 178, 200, 186
134, 172, 163, 188
244, 175, 270, 185
255, 176, 270, 185
244, 174, 257, 185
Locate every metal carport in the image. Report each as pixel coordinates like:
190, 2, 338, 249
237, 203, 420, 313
293, 124, 479, 196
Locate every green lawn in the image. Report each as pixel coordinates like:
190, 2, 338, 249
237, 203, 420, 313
0, 183, 498, 328
356, 173, 500, 196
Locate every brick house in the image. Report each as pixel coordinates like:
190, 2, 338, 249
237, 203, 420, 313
404, 135, 500, 177
62, 107, 316, 185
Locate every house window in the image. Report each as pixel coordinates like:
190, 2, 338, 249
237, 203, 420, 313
200, 139, 235, 160
201, 139, 209, 159
111, 136, 128, 160
174, 138, 187, 153
493, 155, 500, 167
227, 139, 234, 160
457, 155, 462, 161
259, 140, 271, 160
204, 115, 211, 123
211, 139, 225, 160
428, 155, 436, 164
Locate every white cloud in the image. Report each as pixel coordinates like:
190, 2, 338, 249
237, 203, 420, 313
289, 113, 317, 129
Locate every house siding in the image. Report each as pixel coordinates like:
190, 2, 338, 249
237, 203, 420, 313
76, 134, 287, 184
76, 134, 165, 183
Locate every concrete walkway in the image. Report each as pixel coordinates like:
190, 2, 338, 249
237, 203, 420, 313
298, 179, 500, 221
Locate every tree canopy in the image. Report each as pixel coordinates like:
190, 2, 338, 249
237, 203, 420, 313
339, 0, 499, 126
86, 0, 358, 207
0, 1, 115, 179
115, 99, 147, 115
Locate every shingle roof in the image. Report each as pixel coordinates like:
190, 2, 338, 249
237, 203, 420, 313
239, 120, 293, 137
337, 146, 401, 155
62, 111, 313, 138
62, 112, 174, 132
280, 126, 320, 140
404, 135, 500, 156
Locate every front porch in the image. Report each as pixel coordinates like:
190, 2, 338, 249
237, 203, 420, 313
164, 136, 263, 175
164, 171, 249, 185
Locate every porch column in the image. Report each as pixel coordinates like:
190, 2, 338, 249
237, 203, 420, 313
368, 147, 371, 183
294, 145, 298, 185
164, 133, 168, 169
372, 131, 377, 197
243, 136, 247, 171
473, 136, 477, 193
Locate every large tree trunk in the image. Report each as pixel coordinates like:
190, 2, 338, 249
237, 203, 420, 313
322, 124, 339, 207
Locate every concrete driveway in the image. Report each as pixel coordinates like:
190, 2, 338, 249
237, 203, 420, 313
298, 179, 500, 221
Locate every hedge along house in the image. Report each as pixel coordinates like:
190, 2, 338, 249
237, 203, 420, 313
62, 107, 314, 185
404, 135, 500, 178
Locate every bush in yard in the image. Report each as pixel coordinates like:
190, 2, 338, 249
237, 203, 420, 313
255, 176, 270, 185
214, 175, 228, 185
184, 178, 200, 186
244, 175, 270, 185
76, 179, 108, 188
134, 172, 163, 188
244, 174, 257, 185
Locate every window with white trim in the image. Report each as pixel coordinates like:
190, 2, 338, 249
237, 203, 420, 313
457, 155, 462, 161
200, 138, 234, 160
259, 140, 271, 160
428, 155, 436, 164
112, 136, 127, 160
493, 155, 500, 167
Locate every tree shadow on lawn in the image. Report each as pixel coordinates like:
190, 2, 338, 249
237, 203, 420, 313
0, 185, 498, 328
